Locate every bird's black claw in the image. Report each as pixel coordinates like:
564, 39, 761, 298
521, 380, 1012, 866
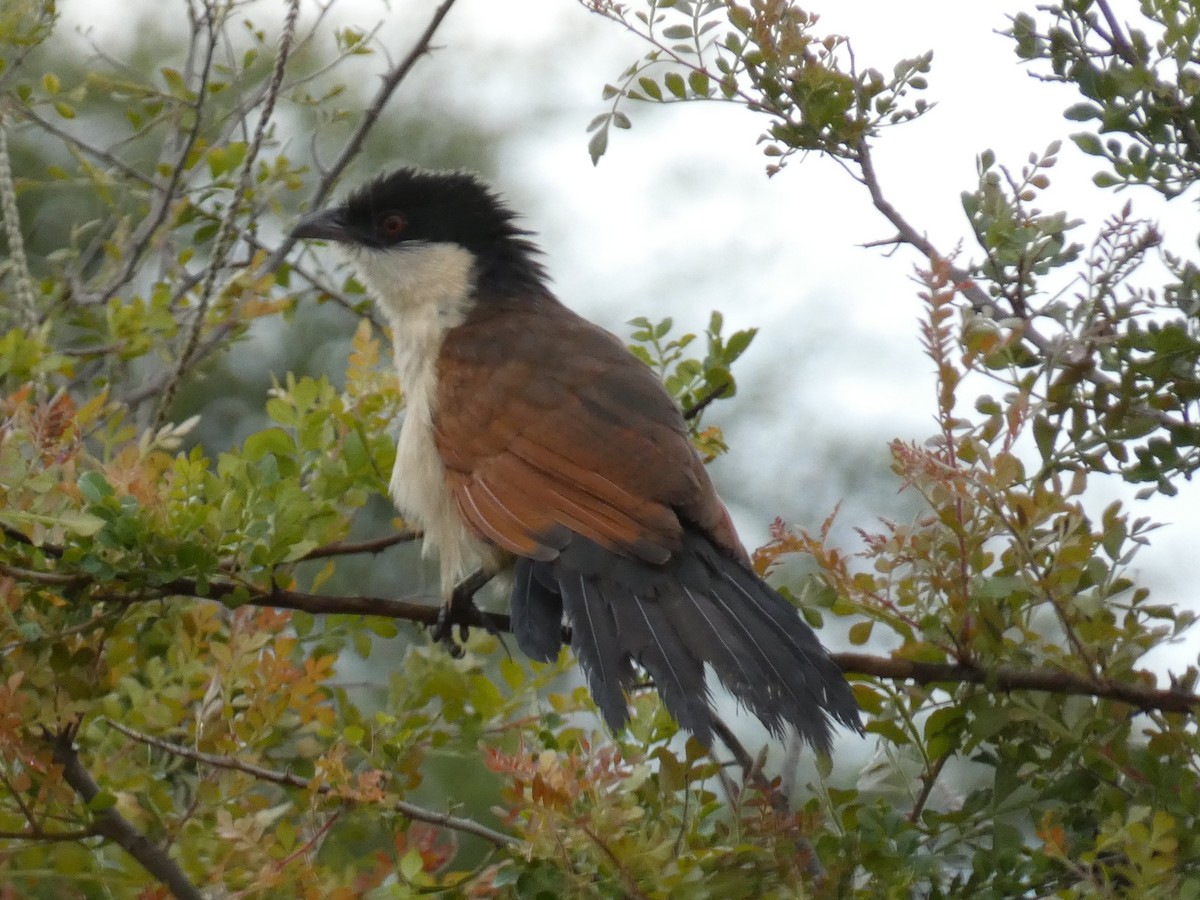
430, 568, 496, 657
430, 604, 466, 657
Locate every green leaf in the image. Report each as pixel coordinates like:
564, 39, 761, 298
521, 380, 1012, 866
688, 71, 710, 96
161, 67, 188, 97
78, 471, 115, 503
588, 125, 609, 164
87, 790, 118, 812
848, 620, 874, 645
1064, 103, 1099, 121
57, 510, 106, 537
242, 427, 296, 462
1073, 133, 1103, 156
664, 71, 687, 98
638, 77, 663, 101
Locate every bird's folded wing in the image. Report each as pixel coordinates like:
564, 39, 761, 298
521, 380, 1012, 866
434, 295, 741, 565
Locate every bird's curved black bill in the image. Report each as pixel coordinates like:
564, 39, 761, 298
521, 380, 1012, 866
291, 208, 351, 243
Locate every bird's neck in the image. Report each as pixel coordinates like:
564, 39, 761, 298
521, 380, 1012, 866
343, 241, 476, 390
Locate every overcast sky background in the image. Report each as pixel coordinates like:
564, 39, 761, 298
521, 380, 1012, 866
66, 0, 1200, 678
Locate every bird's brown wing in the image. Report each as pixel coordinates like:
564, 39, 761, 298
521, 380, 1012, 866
434, 293, 743, 566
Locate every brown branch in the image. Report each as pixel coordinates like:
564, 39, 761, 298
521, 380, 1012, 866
681, 382, 732, 421
72, 566, 1200, 715
299, 530, 421, 561
104, 720, 517, 849
832, 652, 1198, 714
0, 562, 84, 587
0, 827, 100, 843
14, 540, 1195, 716
908, 750, 951, 824
153, 0, 301, 430
49, 728, 203, 900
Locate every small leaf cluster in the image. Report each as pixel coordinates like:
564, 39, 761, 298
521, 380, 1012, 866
960, 140, 1200, 492
627, 310, 756, 458
961, 142, 1084, 308
1011, 3, 1200, 197
586, 0, 932, 171
478, 703, 828, 899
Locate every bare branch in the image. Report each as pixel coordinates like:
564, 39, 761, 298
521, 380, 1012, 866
153, 0, 301, 429
10, 106, 154, 186
13, 554, 1190, 716
0, 111, 39, 333
0, 827, 100, 843
305, 0, 462, 212
833, 651, 1197, 714
49, 728, 203, 900
707, 712, 824, 879
130, 0, 462, 412
299, 530, 422, 561
854, 137, 1185, 434
104, 720, 518, 849
94, 6, 219, 307
681, 382, 731, 421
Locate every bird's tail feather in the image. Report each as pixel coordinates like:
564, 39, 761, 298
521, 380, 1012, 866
509, 528, 861, 751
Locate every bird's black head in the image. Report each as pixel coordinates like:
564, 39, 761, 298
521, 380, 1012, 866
292, 168, 546, 292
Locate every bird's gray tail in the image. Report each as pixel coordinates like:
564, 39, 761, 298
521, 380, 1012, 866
509, 527, 861, 752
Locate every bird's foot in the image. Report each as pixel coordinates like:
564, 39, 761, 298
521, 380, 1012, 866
429, 569, 494, 657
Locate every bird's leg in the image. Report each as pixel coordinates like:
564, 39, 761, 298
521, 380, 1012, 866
431, 567, 495, 656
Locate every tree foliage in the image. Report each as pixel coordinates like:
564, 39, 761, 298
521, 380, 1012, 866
1, 0, 1198, 897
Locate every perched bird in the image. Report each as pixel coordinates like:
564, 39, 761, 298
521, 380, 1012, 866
291, 168, 860, 751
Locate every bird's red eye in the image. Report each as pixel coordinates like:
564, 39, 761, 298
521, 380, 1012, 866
381, 214, 406, 236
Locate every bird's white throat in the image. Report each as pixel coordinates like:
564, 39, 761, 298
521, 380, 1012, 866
343, 240, 487, 593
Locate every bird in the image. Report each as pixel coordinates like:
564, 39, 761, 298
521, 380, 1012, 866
291, 167, 861, 752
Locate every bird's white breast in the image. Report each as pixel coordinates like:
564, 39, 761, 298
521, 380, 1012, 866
346, 241, 490, 593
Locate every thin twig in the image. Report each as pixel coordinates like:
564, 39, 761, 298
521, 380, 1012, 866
96, 5, 219, 307
908, 751, 951, 824
125, 0, 461, 410
104, 719, 517, 848
579, 823, 651, 900
681, 383, 731, 421
0, 111, 39, 333
49, 728, 203, 900
0, 827, 100, 843
305, 0, 462, 212
11, 106, 154, 186
299, 530, 421, 561
707, 712, 824, 879
854, 137, 1185, 435
153, 0, 301, 429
